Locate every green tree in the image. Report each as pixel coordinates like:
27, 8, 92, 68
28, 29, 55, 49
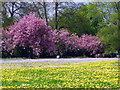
57, 3, 104, 36
57, 6, 94, 36
97, 2, 120, 54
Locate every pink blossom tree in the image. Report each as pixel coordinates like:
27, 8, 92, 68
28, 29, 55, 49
51, 29, 79, 56
79, 34, 103, 55
51, 29, 70, 55
51, 29, 103, 56
2, 14, 56, 57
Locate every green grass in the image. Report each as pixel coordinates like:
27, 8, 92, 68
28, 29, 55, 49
1, 60, 119, 88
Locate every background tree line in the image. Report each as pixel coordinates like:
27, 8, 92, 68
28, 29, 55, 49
1, 2, 120, 58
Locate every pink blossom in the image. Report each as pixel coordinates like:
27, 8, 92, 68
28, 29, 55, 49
2, 14, 57, 56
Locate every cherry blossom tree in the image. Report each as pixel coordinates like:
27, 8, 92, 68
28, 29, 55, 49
51, 30, 103, 56
52, 30, 78, 55
79, 34, 103, 55
2, 14, 56, 57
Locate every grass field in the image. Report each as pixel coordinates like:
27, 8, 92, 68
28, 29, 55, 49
1, 60, 119, 88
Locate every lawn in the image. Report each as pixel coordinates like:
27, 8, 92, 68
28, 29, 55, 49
1, 60, 119, 88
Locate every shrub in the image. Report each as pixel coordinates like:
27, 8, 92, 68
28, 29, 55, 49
51, 30, 103, 56
2, 14, 56, 57
79, 34, 103, 56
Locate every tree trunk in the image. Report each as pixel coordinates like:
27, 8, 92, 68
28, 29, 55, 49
43, 2, 48, 24
55, 2, 58, 29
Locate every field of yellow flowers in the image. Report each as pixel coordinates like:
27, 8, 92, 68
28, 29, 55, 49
1, 60, 119, 88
